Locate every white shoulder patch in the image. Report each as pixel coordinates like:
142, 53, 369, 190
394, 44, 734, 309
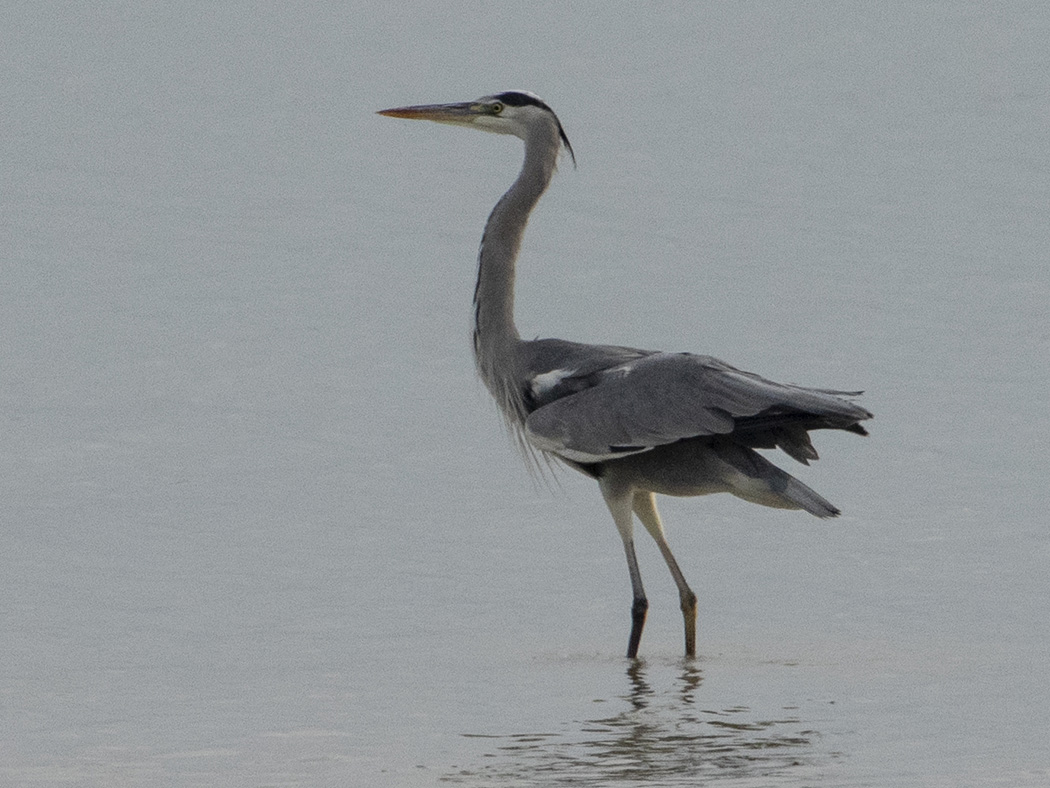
529, 368, 576, 399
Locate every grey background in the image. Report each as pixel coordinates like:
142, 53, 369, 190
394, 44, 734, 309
3, 3, 1048, 786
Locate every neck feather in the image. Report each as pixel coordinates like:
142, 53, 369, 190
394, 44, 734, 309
472, 127, 559, 421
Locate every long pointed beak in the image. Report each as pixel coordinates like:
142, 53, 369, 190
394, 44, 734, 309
376, 102, 477, 124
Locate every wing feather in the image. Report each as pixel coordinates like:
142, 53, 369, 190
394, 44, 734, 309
523, 352, 870, 463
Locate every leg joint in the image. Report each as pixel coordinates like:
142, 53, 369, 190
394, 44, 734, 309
631, 596, 649, 619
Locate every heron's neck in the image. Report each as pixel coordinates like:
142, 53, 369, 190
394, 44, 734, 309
472, 132, 558, 399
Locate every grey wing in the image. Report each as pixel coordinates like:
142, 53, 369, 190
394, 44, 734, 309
523, 352, 872, 464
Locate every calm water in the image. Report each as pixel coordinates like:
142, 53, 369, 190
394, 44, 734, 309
3, 3, 1048, 786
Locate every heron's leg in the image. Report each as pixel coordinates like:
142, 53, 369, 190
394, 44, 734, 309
633, 492, 698, 658
600, 478, 648, 659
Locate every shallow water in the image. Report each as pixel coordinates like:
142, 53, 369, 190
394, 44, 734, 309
3, 3, 1049, 786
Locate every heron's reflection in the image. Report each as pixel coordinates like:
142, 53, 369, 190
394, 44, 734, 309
445, 660, 824, 785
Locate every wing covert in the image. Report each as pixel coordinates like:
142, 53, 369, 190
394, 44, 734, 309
523, 352, 869, 463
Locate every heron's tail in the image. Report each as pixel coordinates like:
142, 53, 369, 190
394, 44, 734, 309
714, 442, 840, 518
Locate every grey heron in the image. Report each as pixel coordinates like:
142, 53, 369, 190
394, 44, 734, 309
378, 91, 871, 658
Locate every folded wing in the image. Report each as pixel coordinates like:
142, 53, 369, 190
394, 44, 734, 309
523, 352, 871, 464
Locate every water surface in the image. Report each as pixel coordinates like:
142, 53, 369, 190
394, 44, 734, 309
3, 3, 1048, 786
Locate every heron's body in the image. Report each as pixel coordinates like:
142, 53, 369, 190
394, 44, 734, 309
379, 91, 872, 658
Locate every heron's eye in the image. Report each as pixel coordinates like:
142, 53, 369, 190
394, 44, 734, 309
491, 102, 504, 114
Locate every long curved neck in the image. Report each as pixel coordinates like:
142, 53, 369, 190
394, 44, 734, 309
472, 126, 560, 415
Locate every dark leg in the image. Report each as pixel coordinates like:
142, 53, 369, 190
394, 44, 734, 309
601, 479, 649, 659
624, 539, 649, 659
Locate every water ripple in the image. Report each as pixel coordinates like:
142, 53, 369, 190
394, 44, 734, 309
443, 661, 833, 786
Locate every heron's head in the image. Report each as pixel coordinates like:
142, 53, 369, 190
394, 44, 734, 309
378, 90, 575, 165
